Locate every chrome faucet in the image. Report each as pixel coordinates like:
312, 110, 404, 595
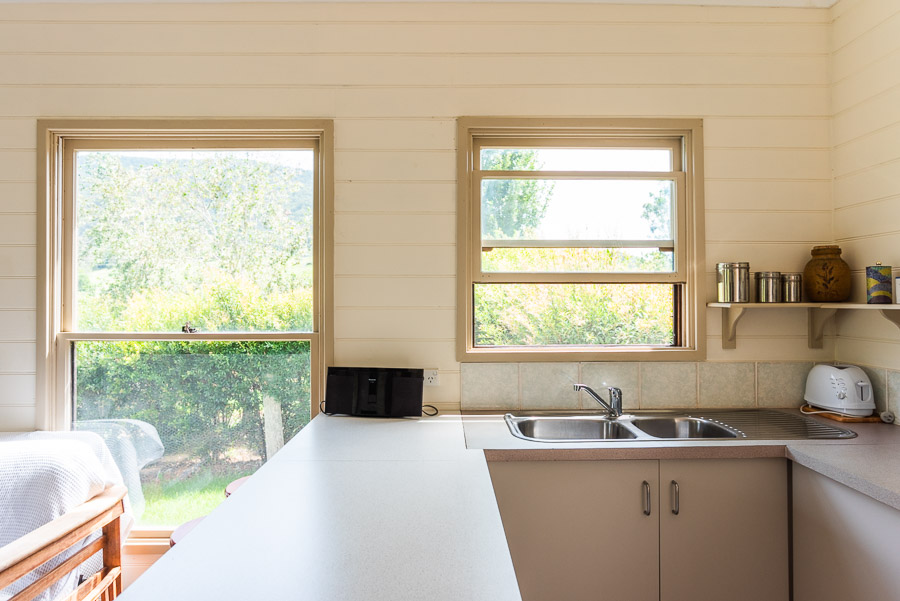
573, 384, 623, 419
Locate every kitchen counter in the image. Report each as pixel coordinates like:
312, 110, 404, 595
119, 415, 522, 601
118, 410, 900, 600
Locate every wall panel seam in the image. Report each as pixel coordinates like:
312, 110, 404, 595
833, 155, 900, 180
831, 5, 900, 54
832, 79, 900, 117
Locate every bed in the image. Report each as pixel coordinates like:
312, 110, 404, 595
0, 485, 126, 601
0, 435, 133, 601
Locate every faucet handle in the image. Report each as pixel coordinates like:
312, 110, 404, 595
608, 387, 623, 414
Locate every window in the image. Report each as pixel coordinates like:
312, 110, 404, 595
38, 120, 333, 530
457, 118, 705, 361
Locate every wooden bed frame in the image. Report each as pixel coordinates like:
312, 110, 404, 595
0, 485, 127, 601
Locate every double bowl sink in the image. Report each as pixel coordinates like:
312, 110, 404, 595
505, 409, 858, 442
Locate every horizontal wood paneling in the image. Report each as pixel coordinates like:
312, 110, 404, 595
703, 117, 830, 148
334, 308, 456, 339
335, 214, 455, 245
834, 198, 900, 240
0, 310, 36, 341
0, 149, 34, 181
333, 339, 458, 372
335, 150, 454, 182
334, 277, 455, 308
0, 277, 34, 308
0, 182, 36, 212
0, 405, 35, 431
0, 215, 36, 245
334, 119, 454, 151
705, 242, 819, 272
0, 373, 35, 403
0, 55, 831, 88
0, 86, 830, 119
335, 182, 456, 213
0, 246, 35, 276
0, 2, 836, 422
831, 0, 900, 371
0, 341, 35, 372
0, 3, 832, 25
705, 147, 830, 180
706, 211, 831, 243
334, 245, 455, 276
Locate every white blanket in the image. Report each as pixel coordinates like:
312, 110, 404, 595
0, 434, 131, 601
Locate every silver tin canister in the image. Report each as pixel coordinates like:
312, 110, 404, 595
717, 262, 750, 303
782, 273, 802, 303
756, 271, 782, 303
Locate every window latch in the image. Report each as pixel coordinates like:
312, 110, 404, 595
181, 322, 198, 333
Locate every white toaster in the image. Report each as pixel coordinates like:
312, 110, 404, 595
804, 364, 875, 417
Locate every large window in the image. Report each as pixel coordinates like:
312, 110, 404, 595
457, 118, 705, 361
38, 120, 333, 530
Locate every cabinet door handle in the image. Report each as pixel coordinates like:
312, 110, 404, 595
642, 480, 651, 516
671, 480, 680, 515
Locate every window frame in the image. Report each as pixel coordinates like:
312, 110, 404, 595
37, 118, 334, 434
457, 117, 705, 362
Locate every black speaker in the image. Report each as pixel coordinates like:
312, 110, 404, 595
324, 367, 424, 417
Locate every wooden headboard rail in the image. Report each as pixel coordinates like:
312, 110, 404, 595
0, 485, 127, 601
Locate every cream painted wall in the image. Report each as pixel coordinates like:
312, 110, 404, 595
0, 2, 834, 427
831, 0, 900, 369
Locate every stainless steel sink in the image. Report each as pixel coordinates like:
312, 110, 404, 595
629, 416, 740, 439
504, 409, 856, 443
508, 416, 638, 442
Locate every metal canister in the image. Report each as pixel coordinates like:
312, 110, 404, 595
717, 262, 750, 303
782, 273, 802, 303
866, 262, 892, 304
756, 271, 782, 303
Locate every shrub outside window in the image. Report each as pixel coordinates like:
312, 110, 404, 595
457, 118, 705, 361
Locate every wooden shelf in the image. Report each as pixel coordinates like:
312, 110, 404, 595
707, 302, 900, 350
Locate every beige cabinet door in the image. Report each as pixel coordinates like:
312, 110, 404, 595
658, 458, 789, 601
488, 460, 660, 601
793, 463, 900, 601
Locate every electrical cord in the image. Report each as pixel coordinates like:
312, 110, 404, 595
800, 404, 864, 419
320, 399, 439, 417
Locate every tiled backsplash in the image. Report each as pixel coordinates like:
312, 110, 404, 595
461, 361, 899, 421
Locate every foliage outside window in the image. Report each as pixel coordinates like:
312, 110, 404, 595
38, 121, 333, 530
457, 118, 705, 361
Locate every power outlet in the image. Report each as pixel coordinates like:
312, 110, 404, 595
424, 369, 440, 387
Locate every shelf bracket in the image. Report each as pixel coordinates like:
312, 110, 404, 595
807, 307, 837, 349
721, 306, 747, 350
879, 309, 900, 333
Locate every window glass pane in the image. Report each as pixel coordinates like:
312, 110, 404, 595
482, 248, 674, 273
480, 148, 672, 172
74, 150, 314, 333
73, 340, 310, 528
481, 179, 673, 242
474, 284, 675, 346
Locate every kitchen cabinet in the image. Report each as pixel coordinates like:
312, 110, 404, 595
488, 458, 788, 601
793, 464, 900, 601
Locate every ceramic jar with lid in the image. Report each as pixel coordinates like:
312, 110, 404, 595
803, 245, 851, 302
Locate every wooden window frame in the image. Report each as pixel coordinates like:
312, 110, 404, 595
457, 117, 706, 362
36, 120, 334, 536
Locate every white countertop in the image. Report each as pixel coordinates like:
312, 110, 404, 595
119, 411, 900, 600
119, 415, 522, 601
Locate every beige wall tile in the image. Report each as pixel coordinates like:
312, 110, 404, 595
757, 362, 813, 407
519, 363, 579, 411
699, 362, 756, 408
640, 362, 698, 409
888, 370, 900, 425
580, 362, 640, 411
460, 363, 518, 410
